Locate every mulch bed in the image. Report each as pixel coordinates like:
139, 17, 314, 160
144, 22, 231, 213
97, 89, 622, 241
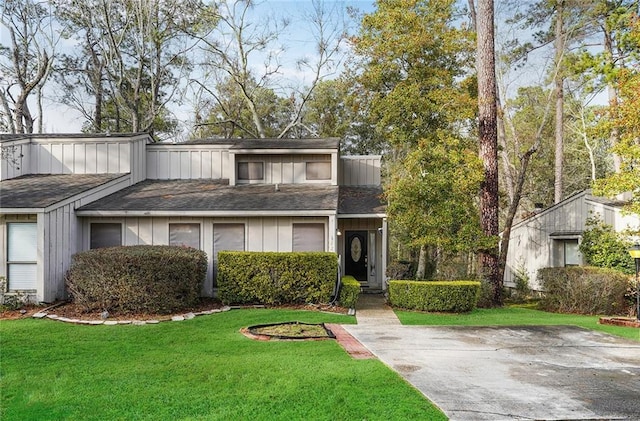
1, 299, 348, 321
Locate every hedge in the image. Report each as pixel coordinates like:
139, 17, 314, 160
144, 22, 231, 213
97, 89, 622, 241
538, 266, 631, 315
388, 280, 481, 312
66, 245, 207, 314
217, 251, 338, 305
339, 276, 361, 309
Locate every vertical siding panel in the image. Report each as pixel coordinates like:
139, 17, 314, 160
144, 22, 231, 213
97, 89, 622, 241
51, 144, 63, 173
154, 217, 169, 245
263, 218, 278, 251
169, 151, 180, 178
124, 218, 139, 245
191, 151, 202, 179
96, 143, 108, 172
147, 150, 158, 179
180, 151, 190, 179
86, 143, 97, 173
247, 219, 262, 251
158, 151, 170, 179
107, 143, 120, 173
62, 143, 74, 173
121, 142, 130, 173
202, 151, 213, 179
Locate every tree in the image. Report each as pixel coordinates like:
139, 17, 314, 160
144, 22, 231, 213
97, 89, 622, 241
53, 0, 215, 138
593, 16, 640, 213
194, 0, 346, 139
475, 0, 502, 304
0, 0, 55, 134
351, 0, 482, 277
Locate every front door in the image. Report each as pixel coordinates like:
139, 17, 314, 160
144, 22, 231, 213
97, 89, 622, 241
345, 231, 368, 282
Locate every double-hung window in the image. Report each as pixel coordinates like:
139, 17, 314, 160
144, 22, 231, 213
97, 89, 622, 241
7, 223, 37, 290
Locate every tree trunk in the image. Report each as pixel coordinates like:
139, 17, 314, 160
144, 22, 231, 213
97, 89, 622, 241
476, 0, 502, 306
604, 28, 622, 173
554, 0, 565, 204
415, 245, 428, 280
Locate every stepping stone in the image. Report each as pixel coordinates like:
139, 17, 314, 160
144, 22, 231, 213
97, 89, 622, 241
171, 315, 185, 321
104, 321, 118, 326
32, 312, 47, 319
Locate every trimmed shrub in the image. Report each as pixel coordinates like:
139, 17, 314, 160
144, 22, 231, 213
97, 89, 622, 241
66, 245, 207, 314
538, 266, 631, 315
217, 252, 337, 305
388, 280, 481, 312
339, 276, 360, 309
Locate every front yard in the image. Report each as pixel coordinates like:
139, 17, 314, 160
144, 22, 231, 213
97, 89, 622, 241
0, 309, 446, 421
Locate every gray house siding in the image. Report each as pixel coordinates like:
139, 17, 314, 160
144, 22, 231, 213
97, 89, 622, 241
505, 191, 640, 290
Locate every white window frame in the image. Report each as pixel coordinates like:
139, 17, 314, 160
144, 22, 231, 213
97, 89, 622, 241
7, 222, 37, 290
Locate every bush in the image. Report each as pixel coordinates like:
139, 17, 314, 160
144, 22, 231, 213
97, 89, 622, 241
386, 261, 416, 280
579, 216, 634, 275
217, 252, 337, 305
538, 266, 631, 315
388, 280, 481, 312
339, 276, 360, 309
66, 245, 207, 314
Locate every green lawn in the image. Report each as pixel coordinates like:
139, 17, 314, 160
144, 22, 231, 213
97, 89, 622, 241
1, 309, 446, 421
395, 305, 640, 342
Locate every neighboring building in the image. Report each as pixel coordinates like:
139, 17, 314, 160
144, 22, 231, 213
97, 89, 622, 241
0, 134, 387, 303
504, 190, 640, 290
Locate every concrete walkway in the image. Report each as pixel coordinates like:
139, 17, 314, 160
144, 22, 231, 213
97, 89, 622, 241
340, 294, 640, 421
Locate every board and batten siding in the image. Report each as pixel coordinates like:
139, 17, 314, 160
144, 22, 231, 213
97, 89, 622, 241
146, 144, 232, 180
1, 138, 31, 180
82, 216, 332, 296
340, 156, 382, 186
504, 192, 640, 290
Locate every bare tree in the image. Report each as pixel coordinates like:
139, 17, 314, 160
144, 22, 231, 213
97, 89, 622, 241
194, 0, 346, 139
0, 0, 55, 134
53, 0, 215, 138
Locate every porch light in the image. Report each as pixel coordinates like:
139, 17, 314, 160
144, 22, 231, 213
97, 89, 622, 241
627, 244, 640, 321
336, 229, 342, 236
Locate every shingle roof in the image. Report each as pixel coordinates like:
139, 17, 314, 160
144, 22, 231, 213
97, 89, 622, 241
0, 173, 125, 208
338, 186, 386, 215
77, 180, 339, 212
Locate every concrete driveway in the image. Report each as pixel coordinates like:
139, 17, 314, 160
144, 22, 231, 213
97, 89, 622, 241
343, 324, 640, 420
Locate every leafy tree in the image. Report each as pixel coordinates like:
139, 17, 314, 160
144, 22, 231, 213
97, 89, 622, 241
593, 57, 640, 213
352, 0, 482, 278
579, 216, 635, 274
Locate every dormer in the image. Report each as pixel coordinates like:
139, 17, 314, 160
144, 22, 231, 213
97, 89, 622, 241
228, 138, 340, 186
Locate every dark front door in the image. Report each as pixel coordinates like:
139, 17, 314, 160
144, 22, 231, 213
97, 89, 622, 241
345, 231, 368, 282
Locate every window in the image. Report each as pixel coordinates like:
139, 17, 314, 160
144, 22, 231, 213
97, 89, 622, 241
169, 224, 200, 249
306, 162, 331, 181
293, 223, 325, 251
564, 240, 580, 266
7, 223, 37, 290
237, 162, 264, 180
90, 223, 122, 249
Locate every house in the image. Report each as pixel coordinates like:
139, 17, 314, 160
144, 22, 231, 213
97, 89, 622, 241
0, 134, 387, 303
504, 190, 640, 290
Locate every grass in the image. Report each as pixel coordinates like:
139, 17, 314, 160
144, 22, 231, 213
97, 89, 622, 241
395, 304, 640, 342
0, 309, 446, 421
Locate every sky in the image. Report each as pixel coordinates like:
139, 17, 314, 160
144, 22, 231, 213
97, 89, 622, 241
30, 0, 378, 135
